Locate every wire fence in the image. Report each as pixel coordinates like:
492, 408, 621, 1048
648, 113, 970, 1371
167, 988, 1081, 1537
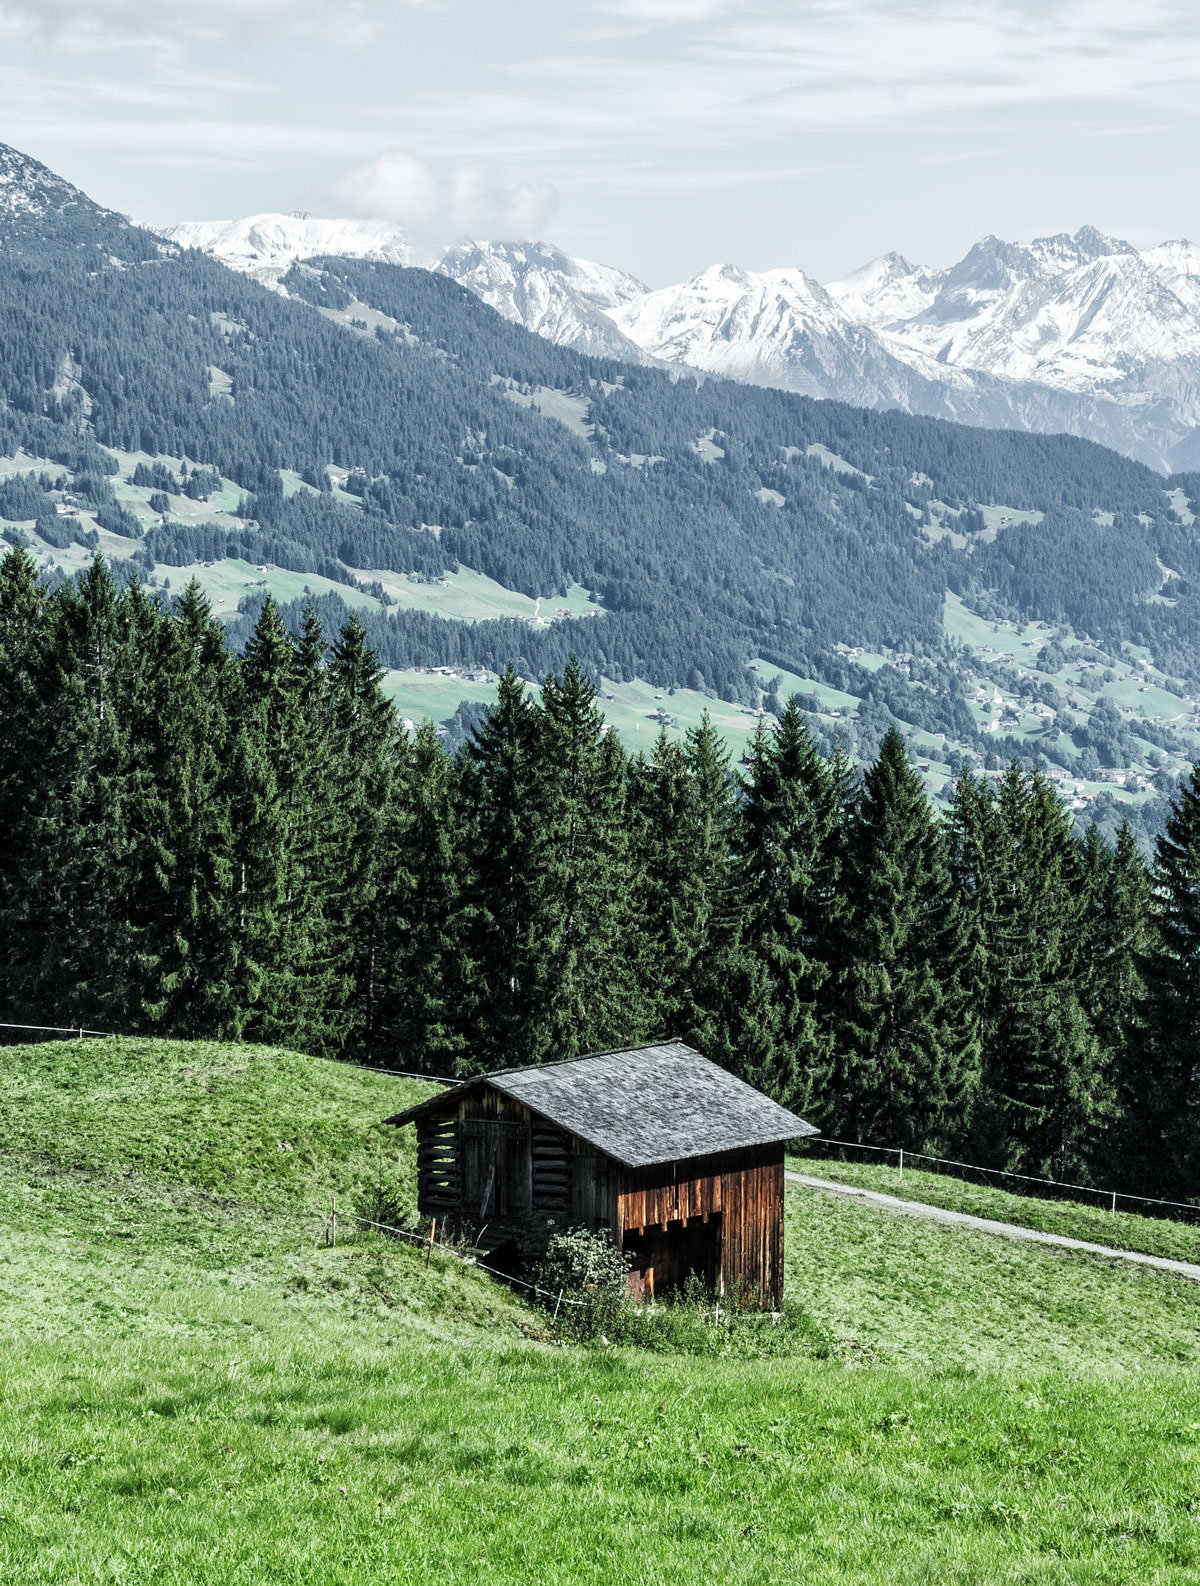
0, 1020, 115, 1041
795, 1135, 1200, 1223
0, 1022, 460, 1089
316, 1202, 592, 1311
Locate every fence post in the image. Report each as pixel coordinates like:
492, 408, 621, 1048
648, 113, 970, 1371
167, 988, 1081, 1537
1111, 1190, 1117, 1216
426, 1218, 436, 1269
553, 1288, 563, 1321
898, 1148, 903, 1179
331, 1192, 337, 1248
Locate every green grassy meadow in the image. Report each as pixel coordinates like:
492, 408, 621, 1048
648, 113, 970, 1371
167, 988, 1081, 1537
3, 1038, 1200, 1582
789, 1152, 1200, 1267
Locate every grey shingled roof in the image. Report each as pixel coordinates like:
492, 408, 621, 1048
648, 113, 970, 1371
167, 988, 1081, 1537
386, 1041, 817, 1168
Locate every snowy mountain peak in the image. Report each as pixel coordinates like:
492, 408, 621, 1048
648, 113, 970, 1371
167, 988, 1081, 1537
435, 238, 650, 360
438, 238, 646, 311
827, 251, 942, 328
0, 141, 128, 240
1028, 224, 1136, 272
161, 212, 438, 285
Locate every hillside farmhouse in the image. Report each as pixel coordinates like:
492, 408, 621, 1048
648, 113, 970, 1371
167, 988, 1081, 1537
386, 1041, 816, 1309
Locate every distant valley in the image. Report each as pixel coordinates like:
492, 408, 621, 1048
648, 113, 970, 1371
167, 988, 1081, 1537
6, 141, 1200, 842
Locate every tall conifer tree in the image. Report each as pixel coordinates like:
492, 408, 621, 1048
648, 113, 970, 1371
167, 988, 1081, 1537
0, 546, 50, 1018
729, 702, 843, 1108
1140, 767, 1200, 1192
829, 726, 980, 1150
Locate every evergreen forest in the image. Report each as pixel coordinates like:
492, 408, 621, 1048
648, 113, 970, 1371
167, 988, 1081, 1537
4, 544, 1199, 1204
9, 136, 1200, 748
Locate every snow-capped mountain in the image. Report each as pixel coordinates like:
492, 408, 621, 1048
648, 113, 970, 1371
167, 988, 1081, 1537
837, 228, 1200, 391
825, 251, 942, 327
608, 261, 960, 410
435, 240, 649, 361
0, 141, 142, 255
162, 213, 438, 285
165, 204, 1200, 470
821, 226, 1200, 468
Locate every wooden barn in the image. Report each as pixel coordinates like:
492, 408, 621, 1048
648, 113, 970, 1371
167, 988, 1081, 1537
386, 1040, 817, 1309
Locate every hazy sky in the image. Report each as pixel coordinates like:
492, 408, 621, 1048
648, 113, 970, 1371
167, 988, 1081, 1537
3, 0, 1200, 286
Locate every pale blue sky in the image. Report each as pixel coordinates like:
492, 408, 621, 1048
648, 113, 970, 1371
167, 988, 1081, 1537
2, 0, 1199, 285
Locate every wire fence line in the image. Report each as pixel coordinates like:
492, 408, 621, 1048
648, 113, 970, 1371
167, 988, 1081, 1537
798, 1135, 1200, 1221
317, 1204, 590, 1309
320, 1207, 749, 1326
0, 1020, 114, 1039
0, 1021, 459, 1089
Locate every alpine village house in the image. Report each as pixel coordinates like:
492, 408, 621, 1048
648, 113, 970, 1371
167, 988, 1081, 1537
387, 1041, 816, 1309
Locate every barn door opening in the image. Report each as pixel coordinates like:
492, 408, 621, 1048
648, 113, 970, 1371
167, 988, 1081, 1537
623, 1214, 722, 1303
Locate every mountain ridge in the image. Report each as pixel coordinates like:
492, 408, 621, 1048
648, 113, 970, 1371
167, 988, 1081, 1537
167, 209, 1200, 472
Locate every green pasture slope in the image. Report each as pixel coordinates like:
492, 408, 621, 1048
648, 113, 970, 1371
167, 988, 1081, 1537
788, 1151, 1200, 1267
3, 1040, 1200, 1584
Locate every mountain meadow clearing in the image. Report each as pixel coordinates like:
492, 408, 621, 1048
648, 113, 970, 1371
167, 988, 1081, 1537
3, 1039, 1200, 1584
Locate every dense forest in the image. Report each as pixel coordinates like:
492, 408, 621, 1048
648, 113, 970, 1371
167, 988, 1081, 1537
3, 546, 1198, 1202
9, 142, 1200, 738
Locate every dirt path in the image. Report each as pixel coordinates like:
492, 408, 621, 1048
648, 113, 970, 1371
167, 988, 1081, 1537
786, 1171, 1200, 1284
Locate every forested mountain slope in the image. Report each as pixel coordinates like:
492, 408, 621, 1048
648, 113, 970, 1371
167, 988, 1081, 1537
7, 143, 1200, 830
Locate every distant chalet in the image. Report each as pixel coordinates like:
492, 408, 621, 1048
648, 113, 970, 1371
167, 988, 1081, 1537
387, 1041, 816, 1309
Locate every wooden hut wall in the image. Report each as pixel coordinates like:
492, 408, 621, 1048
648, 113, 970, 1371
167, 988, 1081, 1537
715, 1148, 784, 1309
617, 1143, 784, 1309
414, 1089, 576, 1225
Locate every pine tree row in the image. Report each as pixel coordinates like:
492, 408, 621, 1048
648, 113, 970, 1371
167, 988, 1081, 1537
1, 549, 1197, 1199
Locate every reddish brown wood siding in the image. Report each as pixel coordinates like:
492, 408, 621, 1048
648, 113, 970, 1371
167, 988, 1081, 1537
617, 1144, 784, 1309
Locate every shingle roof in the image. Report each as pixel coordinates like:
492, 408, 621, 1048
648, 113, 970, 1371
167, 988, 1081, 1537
385, 1040, 817, 1168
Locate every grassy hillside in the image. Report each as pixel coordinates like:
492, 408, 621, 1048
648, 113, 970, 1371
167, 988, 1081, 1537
789, 1150, 1200, 1266
4, 1038, 1200, 1583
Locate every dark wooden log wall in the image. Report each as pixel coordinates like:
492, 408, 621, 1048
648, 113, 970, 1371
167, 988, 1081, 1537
415, 1116, 459, 1216
415, 1091, 577, 1227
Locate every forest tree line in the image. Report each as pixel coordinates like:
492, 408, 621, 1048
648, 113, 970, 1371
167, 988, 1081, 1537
2, 548, 1199, 1202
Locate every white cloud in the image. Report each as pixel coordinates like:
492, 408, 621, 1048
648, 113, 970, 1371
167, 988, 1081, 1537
330, 150, 558, 243
599, 0, 740, 18
0, 0, 378, 39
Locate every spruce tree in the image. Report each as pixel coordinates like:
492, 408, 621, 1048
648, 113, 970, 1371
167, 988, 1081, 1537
628, 714, 740, 1045
829, 726, 980, 1151
729, 702, 843, 1109
459, 661, 648, 1069
227, 596, 346, 1049
523, 660, 647, 1063
457, 665, 542, 1069
377, 720, 467, 1074
1140, 767, 1200, 1193
32, 557, 134, 1028
325, 614, 404, 1056
122, 580, 239, 1036
0, 547, 50, 1019
974, 765, 1110, 1178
